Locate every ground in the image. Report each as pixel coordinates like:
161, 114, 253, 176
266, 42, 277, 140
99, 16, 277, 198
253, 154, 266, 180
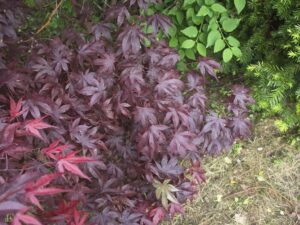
164, 119, 300, 225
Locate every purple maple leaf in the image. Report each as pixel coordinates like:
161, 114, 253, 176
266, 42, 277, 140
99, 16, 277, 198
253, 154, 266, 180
94, 52, 116, 73
79, 78, 106, 107
168, 130, 197, 158
197, 57, 221, 80
105, 5, 130, 26
147, 13, 173, 35
195, 112, 233, 154
228, 115, 252, 139
186, 71, 205, 91
90, 23, 113, 41
229, 85, 255, 110
134, 106, 157, 127
164, 106, 190, 128
118, 25, 146, 57
188, 89, 207, 111
32, 57, 57, 81
155, 74, 184, 96
138, 125, 168, 158
153, 155, 184, 177
120, 64, 145, 94
51, 44, 70, 74
126, 0, 159, 9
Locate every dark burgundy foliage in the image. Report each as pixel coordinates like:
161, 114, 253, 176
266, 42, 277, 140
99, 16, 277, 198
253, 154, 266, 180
197, 57, 222, 80
105, 5, 130, 27
126, 0, 159, 9
118, 25, 147, 57
229, 85, 255, 112
153, 156, 183, 178
0, 1, 254, 225
90, 23, 112, 41
147, 14, 173, 35
194, 112, 233, 155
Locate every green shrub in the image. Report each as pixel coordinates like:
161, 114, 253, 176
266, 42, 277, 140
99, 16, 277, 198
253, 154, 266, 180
151, 0, 300, 141
147, 0, 245, 72
239, 1, 300, 136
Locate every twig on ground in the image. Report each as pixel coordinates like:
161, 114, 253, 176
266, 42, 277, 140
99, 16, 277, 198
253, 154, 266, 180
35, 0, 64, 35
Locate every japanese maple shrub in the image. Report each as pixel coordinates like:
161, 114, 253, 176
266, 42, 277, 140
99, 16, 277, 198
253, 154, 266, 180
0, 1, 254, 224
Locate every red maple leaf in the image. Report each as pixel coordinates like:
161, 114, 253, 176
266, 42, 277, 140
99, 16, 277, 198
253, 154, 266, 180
69, 208, 89, 225
25, 173, 67, 209
168, 203, 184, 217
9, 96, 26, 120
56, 151, 93, 180
24, 117, 54, 140
188, 161, 206, 184
0, 122, 21, 146
43, 200, 79, 222
41, 140, 70, 160
148, 207, 165, 225
43, 200, 89, 225
12, 208, 42, 225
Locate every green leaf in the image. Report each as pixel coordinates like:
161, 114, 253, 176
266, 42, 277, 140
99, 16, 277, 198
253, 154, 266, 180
197, 5, 210, 17
162, 195, 168, 209
205, 0, 215, 5
222, 18, 240, 32
181, 26, 198, 38
183, 0, 196, 7
211, 3, 227, 13
177, 61, 188, 72
168, 27, 177, 37
145, 8, 155, 16
196, 43, 207, 56
166, 192, 179, 204
199, 33, 206, 43
208, 18, 218, 31
186, 8, 195, 19
176, 11, 184, 25
192, 16, 202, 25
206, 30, 221, 47
181, 39, 196, 49
169, 37, 178, 47
168, 6, 178, 16
25, 0, 36, 7
214, 39, 225, 53
153, 179, 179, 209
232, 46, 242, 57
144, 38, 151, 47
220, 14, 229, 23
178, 36, 187, 44
178, 49, 185, 59
144, 25, 153, 34
227, 36, 240, 47
154, 3, 164, 11
223, 48, 233, 62
185, 49, 196, 60
234, 0, 246, 14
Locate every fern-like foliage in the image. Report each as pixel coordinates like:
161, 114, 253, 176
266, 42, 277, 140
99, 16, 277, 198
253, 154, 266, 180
223, 0, 300, 74
246, 14, 300, 133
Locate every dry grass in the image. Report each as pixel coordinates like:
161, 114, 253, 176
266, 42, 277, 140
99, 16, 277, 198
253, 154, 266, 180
164, 119, 300, 225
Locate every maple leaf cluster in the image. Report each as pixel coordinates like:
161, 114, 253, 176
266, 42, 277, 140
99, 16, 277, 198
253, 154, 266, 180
0, 1, 254, 225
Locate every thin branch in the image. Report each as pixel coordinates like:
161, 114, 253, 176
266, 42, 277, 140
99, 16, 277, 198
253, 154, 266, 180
35, 0, 64, 35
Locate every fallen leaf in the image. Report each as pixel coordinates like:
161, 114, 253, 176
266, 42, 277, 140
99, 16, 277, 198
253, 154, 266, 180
234, 213, 248, 225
